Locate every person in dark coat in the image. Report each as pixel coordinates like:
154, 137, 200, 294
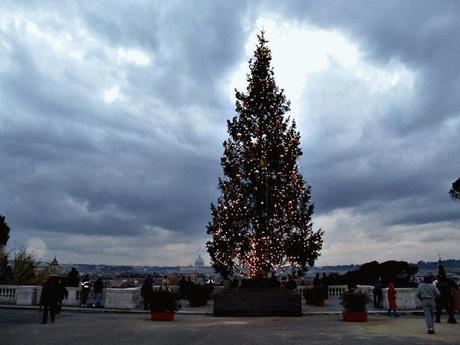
141, 275, 153, 310
92, 277, 103, 307
40, 277, 59, 324
178, 276, 187, 299
435, 274, 457, 324
373, 279, 384, 308
56, 278, 68, 314
67, 267, 80, 287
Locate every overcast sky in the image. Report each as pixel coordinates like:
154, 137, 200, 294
1, 1, 459, 267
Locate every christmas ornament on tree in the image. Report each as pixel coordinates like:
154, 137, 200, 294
207, 32, 323, 279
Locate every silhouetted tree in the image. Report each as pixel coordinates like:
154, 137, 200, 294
207, 33, 323, 278
0, 215, 11, 283
450, 178, 460, 200
0, 214, 10, 248
0, 249, 11, 284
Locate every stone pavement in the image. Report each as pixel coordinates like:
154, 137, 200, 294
1, 309, 459, 345
0, 298, 417, 315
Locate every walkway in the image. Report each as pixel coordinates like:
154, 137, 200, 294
1, 309, 459, 345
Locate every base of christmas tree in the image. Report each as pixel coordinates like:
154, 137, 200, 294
213, 286, 301, 316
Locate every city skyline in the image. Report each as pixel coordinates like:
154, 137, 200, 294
0, 1, 459, 266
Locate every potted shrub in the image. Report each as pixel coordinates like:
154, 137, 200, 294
341, 290, 370, 322
150, 288, 180, 321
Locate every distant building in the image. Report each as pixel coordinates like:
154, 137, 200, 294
194, 254, 204, 267
49, 257, 60, 277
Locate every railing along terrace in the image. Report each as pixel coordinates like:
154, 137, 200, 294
327, 285, 347, 297
0, 285, 17, 304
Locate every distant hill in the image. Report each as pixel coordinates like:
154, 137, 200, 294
53, 259, 460, 276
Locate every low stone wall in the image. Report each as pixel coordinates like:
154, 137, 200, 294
214, 289, 301, 316
63, 287, 80, 306
104, 287, 141, 309
0, 284, 142, 309
0, 285, 39, 305
0, 285, 18, 304
356, 285, 374, 297
16, 286, 39, 305
381, 288, 421, 310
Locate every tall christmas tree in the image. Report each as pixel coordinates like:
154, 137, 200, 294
207, 33, 323, 278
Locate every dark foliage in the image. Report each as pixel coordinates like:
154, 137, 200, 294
0, 215, 10, 247
450, 178, 460, 200
321, 260, 418, 287
341, 290, 370, 312
150, 288, 180, 312
0, 248, 11, 284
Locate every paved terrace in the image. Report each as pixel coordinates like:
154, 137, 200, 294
1, 308, 459, 345
0, 297, 407, 315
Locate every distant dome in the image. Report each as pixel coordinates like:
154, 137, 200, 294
194, 254, 204, 267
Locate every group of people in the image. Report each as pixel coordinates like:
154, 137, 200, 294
417, 273, 457, 335
79, 275, 104, 308
373, 271, 458, 335
140, 275, 216, 310
39, 270, 104, 324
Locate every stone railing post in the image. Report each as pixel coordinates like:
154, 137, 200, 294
0, 285, 18, 304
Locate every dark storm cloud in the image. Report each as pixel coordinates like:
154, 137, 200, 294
0, 0, 247, 246
263, 1, 460, 231
0, 1, 459, 264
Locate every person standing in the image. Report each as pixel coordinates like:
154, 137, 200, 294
141, 275, 153, 310
80, 275, 91, 307
66, 267, 80, 287
178, 276, 187, 300
40, 277, 59, 324
56, 278, 68, 314
92, 277, 103, 308
373, 279, 383, 308
435, 274, 457, 324
417, 275, 441, 334
387, 281, 399, 316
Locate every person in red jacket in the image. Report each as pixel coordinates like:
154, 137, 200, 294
387, 281, 399, 316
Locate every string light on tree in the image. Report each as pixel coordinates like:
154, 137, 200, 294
206, 32, 323, 279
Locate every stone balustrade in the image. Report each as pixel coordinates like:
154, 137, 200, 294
381, 287, 422, 310
0, 284, 141, 309
0, 285, 18, 304
2, 283, 430, 311
328, 285, 347, 297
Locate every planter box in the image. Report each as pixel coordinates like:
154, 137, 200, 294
214, 288, 301, 316
342, 311, 368, 322
151, 311, 175, 321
